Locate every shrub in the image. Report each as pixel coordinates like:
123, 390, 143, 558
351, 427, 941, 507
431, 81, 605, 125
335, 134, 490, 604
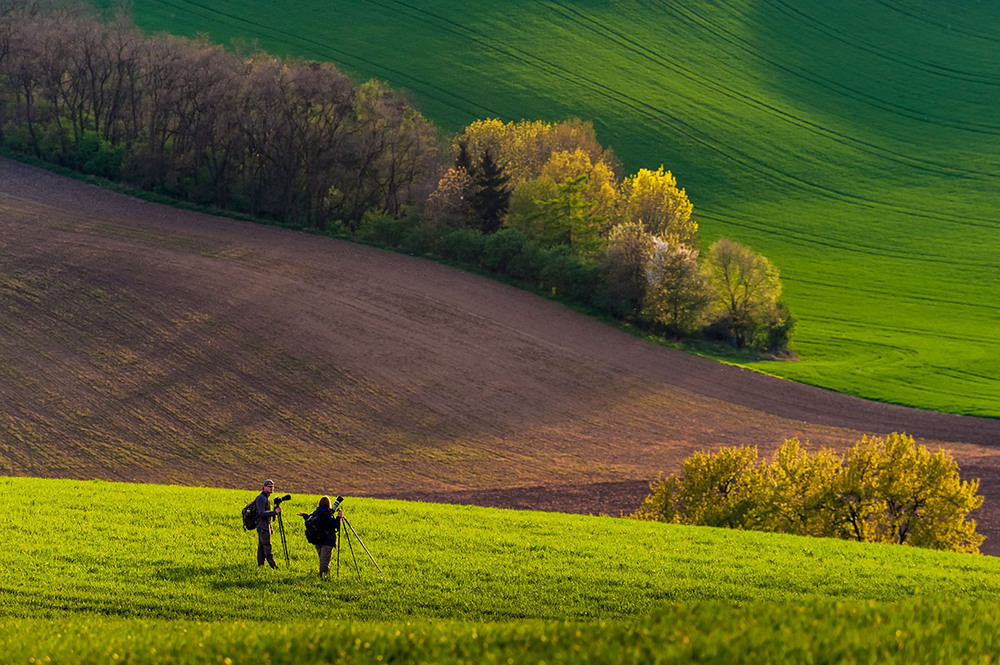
400, 220, 441, 255
637, 445, 767, 529
482, 227, 529, 274
77, 134, 126, 181
538, 245, 599, 303
355, 212, 410, 246
440, 228, 486, 264
761, 301, 795, 352
634, 433, 984, 553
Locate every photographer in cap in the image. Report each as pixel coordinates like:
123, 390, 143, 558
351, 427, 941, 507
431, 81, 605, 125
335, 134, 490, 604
254, 479, 282, 568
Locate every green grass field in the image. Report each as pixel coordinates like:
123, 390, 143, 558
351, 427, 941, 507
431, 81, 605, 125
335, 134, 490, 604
4, 476, 1000, 663
90, 0, 1000, 417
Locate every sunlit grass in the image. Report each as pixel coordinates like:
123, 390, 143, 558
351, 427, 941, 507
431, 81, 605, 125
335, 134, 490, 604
4, 476, 1000, 662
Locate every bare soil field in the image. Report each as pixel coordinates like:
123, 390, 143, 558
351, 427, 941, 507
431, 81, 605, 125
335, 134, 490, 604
2, 157, 998, 552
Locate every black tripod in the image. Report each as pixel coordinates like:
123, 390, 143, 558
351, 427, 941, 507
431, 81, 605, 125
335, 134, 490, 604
336, 512, 381, 578
273, 495, 292, 567
276, 512, 290, 567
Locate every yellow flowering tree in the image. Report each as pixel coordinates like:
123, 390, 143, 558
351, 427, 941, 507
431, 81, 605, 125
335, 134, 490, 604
618, 166, 696, 244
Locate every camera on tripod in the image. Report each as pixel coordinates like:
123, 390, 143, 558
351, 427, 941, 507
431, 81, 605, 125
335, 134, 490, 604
273, 494, 292, 507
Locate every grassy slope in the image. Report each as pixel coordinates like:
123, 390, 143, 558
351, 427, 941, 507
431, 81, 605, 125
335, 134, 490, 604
94, 0, 1000, 416
3, 476, 1000, 663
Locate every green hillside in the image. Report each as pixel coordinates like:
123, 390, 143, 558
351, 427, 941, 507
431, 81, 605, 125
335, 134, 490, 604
4, 476, 1000, 663
92, 0, 1000, 417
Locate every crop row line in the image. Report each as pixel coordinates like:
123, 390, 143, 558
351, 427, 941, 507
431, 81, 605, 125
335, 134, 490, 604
658, 0, 1000, 141
785, 275, 1000, 321
697, 208, 1000, 270
801, 312, 1000, 349
771, 0, 1000, 85
874, 0, 1000, 45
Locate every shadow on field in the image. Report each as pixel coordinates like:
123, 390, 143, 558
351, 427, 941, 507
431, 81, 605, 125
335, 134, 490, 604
154, 563, 257, 585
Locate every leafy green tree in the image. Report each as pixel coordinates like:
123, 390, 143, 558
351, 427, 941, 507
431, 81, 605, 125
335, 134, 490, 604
704, 238, 788, 350
531, 174, 602, 254
539, 148, 619, 231
832, 433, 983, 552
642, 238, 712, 335
454, 118, 509, 174
635, 445, 768, 529
506, 177, 560, 243
507, 149, 618, 254
763, 438, 841, 538
507, 174, 601, 254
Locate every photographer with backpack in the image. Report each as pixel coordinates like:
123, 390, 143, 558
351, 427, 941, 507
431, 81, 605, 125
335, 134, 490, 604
253, 479, 283, 569
298, 496, 342, 577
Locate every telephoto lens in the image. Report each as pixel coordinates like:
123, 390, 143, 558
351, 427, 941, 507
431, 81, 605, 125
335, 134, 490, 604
274, 494, 292, 506
331, 495, 345, 512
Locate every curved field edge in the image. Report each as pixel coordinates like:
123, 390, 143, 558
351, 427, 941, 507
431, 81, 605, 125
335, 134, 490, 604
3, 477, 1000, 663
91, 0, 1000, 417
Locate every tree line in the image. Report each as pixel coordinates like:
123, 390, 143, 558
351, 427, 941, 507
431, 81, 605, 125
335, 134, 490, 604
632, 433, 984, 554
0, 1, 792, 352
386, 118, 793, 351
0, 1, 439, 226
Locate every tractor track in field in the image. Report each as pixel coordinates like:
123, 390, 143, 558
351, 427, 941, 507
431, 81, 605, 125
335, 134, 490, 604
2, 157, 999, 552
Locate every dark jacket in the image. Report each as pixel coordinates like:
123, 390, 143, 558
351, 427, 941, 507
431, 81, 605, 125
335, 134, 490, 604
305, 506, 340, 548
254, 491, 278, 530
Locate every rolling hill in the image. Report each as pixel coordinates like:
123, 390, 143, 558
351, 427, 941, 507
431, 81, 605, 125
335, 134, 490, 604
91, 0, 1000, 417
2, 157, 999, 552
3, 476, 1000, 663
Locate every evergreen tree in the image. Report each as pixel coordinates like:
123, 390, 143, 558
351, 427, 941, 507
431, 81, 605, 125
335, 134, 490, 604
455, 139, 473, 174
471, 150, 511, 234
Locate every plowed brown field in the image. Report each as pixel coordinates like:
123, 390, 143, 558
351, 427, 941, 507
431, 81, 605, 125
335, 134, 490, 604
2, 157, 998, 552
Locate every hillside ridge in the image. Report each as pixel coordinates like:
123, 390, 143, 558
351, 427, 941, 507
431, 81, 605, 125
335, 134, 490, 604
1, 157, 998, 552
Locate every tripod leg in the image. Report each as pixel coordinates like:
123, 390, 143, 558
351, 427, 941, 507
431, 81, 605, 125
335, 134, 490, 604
343, 523, 361, 577
278, 514, 290, 567
343, 517, 382, 573
337, 521, 341, 579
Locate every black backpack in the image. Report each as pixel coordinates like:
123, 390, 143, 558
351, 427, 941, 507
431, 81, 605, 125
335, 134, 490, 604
304, 513, 324, 545
242, 499, 258, 531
